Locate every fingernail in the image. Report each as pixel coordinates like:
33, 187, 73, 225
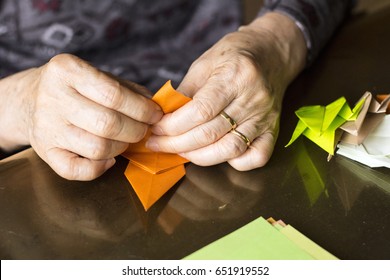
145, 138, 160, 151
151, 125, 164, 135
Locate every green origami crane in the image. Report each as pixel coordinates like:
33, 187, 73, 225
286, 96, 366, 155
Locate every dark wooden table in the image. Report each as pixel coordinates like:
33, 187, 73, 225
1, 6, 390, 260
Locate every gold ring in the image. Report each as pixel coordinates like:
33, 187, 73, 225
231, 130, 251, 147
220, 111, 237, 131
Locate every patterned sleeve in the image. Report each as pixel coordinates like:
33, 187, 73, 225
258, 0, 357, 65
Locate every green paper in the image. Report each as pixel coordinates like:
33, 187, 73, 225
286, 96, 366, 155
184, 217, 315, 260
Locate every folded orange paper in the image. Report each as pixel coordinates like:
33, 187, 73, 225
376, 94, 390, 114
122, 80, 191, 210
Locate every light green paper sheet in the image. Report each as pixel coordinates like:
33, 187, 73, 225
184, 217, 315, 260
286, 96, 366, 155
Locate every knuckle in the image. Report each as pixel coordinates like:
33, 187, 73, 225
218, 136, 246, 159
46, 53, 80, 73
191, 99, 217, 123
193, 126, 220, 147
129, 124, 148, 143
98, 79, 123, 109
188, 57, 208, 72
237, 55, 261, 84
220, 52, 262, 90
94, 110, 119, 138
88, 138, 110, 160
44, 54, 91, 85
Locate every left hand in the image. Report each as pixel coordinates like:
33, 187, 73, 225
146, 13, 307, 170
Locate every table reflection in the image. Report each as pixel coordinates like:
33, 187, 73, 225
0, 149, 269, 259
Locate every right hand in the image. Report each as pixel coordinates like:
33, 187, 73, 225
2, 54, 163, 180
146, 13, 307, 172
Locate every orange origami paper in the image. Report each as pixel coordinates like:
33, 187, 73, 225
122, 80, 191, 210
376, 94, 390, 114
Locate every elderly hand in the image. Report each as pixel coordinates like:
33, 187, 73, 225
0, 54, 162, 180
146, 13, 307, 170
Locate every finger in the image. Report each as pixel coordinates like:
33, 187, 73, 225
152, 75, 235, 136
58, 124, 128, 160
179, 122, 257, 166
103, 71, 155, 98
45, 148, 116, 181
146, 112, 232, 153
49, 54, 162, 124
228, 131, 277, 171
64, 89, 149, 143
176, 58, 211, 98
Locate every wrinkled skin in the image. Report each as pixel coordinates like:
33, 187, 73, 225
0, 13, 306, 180
146, 13, 306, 171
0, 54, 163, 180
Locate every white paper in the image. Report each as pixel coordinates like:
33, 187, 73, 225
337, 115, 390, 168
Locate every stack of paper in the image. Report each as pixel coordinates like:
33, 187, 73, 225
184, 216, 337, 260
